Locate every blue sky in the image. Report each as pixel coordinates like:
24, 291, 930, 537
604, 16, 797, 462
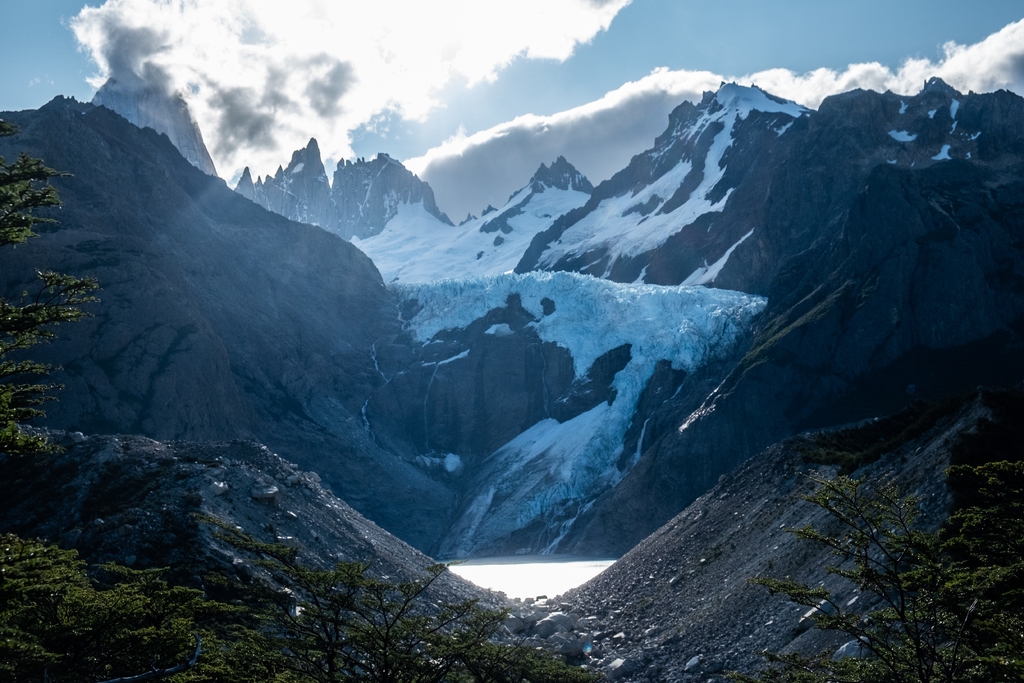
356, 0, 1024, 161
3, 1, 1023, 216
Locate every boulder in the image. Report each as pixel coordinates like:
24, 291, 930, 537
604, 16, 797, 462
833, 639, 870, 661
533, 616, 568, 639
251, 485, 279, 501
605, 658, 637, 680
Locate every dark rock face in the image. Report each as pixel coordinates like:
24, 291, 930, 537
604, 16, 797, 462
92, 76, 218, 177
236, 147, 452, 239
242, 138, 336, 229
332, 153, 452, 238
559, 82, 1024, 555
0, 98, 453, 551
530, 156, 594, 194
366, 295, 576, 463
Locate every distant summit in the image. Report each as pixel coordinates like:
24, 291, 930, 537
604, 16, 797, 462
354, 156, 593, 283
235, 146, 450, 240
529, 156, 593, 194
92, 76, 218, 177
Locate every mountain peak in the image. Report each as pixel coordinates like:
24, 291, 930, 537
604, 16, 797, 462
921, 77, 961, 97
712, 82, 808, 119
530, 156, 593, 193
92, 77, 218, 177
235, 166, 256, 201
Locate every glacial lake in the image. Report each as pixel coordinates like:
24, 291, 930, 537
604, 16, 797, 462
447, 557, 617, 600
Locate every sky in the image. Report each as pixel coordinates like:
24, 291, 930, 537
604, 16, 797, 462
3, 0, 1024, 218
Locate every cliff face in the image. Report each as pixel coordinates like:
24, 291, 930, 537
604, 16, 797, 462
235, 148, 451, 240
331, 153, 452, 239
92, 76, 218, 177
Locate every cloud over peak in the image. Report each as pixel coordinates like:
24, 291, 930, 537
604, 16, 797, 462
72, 0, 631, 180
409, 18, 1024, 218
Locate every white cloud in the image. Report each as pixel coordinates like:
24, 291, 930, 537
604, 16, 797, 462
71, 0, 631, 180
405, 68, 722, 217
410, 19, 1024, 219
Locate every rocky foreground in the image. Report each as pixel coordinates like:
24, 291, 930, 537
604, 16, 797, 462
0, 430, 487, 606
504, 388, 1023, 681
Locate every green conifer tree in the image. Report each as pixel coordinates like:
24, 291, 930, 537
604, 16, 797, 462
0, 120, 97, 455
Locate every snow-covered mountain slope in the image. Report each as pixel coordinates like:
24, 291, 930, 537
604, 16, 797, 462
382, 272, 765, 557
355, 157, 593, 283
517, 84, 808, 285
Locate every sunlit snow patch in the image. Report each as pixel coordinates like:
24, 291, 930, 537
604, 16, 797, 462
889, 130, 917, 142
932, 145, 952, 161
681, 228, 754, 286
396, 272, 766, 556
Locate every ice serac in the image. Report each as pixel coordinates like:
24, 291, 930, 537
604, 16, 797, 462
517, 83, 809, 285
92, 76, 218, 177
355, 157, 594, 283
333, 153, 453, 239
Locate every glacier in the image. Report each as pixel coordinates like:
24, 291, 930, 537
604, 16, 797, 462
395, 272, 766, 556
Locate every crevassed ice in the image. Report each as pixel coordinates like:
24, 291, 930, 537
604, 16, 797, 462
398, 272, 767, 555
397, 271, 764, 378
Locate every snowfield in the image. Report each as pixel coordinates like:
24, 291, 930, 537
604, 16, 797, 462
355, 184, 591, 283
395, 272, 766, 555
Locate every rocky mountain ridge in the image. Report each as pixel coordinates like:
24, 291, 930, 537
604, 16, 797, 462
551, 79, 1024, 554
354, 156, 594, 283
236, 143, 452, 240
555, 387, 1024, 682
0, 429, 488, 605
0, 97, 454, 551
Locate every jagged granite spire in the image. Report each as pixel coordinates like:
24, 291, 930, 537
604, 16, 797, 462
529, 156, 593, 194
235, 167, 256, 202
92, 76, 218, 176
331, 153, 452, 239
